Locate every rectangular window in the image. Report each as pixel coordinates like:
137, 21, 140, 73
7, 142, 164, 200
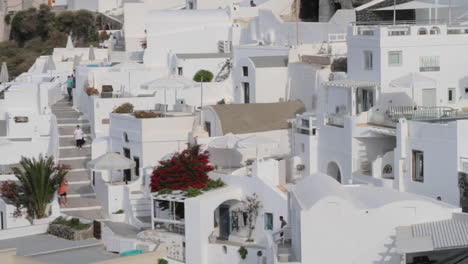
419, 56, 440, 72
363, 51, 373, 70
388, 51, 402, 66
448, 88, 455, 103
264, 213, 273, 230
177, 67, 183, 76
242, 66, 249, 77
412, 150, 424, 183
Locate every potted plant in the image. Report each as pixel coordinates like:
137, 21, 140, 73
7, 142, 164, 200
238, 246, 248, 260
101, 85, 113, 98
110, 209, 125, 222
112, 103, 134, 114
86, 87, 99, 96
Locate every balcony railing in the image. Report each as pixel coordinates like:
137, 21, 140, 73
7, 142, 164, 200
368, 106, 468, 127
325, 113, 345, 127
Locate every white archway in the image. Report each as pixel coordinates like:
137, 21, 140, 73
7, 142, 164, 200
327, 161, 342, 183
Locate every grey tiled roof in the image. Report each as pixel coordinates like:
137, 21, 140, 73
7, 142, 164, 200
412, 219, 468, 250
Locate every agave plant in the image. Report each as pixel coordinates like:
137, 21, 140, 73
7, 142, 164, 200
12, 155, 68, 219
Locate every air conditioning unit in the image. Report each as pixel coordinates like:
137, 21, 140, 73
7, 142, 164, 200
218, 41, 231, 53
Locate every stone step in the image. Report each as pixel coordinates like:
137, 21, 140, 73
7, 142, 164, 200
62, 196, 101, 209
57, 119, 89, 125
130, 199, 151, 206
60, 158, 91, 170
52, 109, 79, 114
59, 147, 92, 159
66, 170, 91, 182
136, 216, 151, 224
132, 204, 151, 211
63, 209, 107, 220
67, 183, 94, 195
59, 136, 92, 147
133, 210, 151, 217
59, 125, 91, 135
54, 112, 82, 118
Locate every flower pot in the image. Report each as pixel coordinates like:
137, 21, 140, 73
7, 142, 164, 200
101, 92, 113, 98
110, 213, 125, 222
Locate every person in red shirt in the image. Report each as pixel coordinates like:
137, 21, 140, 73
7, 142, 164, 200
59, 179, 68, 207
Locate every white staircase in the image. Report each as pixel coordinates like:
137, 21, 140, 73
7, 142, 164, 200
357, 142, 371, 173
128, 191, 151, 229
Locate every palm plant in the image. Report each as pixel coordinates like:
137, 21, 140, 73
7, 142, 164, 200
12, 155, 68, 219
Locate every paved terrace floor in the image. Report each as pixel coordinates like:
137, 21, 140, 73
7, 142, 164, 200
0, 234, 118, 264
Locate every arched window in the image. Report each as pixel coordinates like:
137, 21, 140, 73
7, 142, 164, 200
430, 27, 440, 35
418, 28, 428, 35
382, 164, 394, 179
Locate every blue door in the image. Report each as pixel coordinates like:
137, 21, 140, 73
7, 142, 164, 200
219, 204, 230, 240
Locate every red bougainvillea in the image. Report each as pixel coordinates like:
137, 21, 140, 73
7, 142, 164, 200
150, 144, 214, 192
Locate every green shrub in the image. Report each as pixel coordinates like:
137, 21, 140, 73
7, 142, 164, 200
185, 187, 203, 198
133, 111, 161, 119
52, 217, 90, 230
102, 85, 113, 92
113, 209, 124, 214
157, 259, 168, 264
98, 31, 110, 42
112, 103, 134, 114
4, 14, 12, 25
238, 246, 248, 259
193, 70, 214, 82
158, 188, 173, 194
202, 179, 225, 191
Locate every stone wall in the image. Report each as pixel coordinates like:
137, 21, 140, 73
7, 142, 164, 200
48, 224, 94, 241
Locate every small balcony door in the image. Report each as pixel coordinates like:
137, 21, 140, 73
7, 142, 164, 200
218, 204, 231, 240
243, 82, 250, 104
356, 88, 374, 114
422, 88, 437, 107
123, 148, 131, 183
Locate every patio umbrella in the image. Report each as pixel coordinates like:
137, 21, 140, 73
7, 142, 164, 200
0, 62, 9, 83
87, 152, 136, 184
141, 75, 195, 107
66, 35, 74, 49
141, 76, 194, 90
73, 55, 81, 68
88, 45, 96, 61
87, 152, 135, 170
236, 135, 278, 159
389, 72, 438, 104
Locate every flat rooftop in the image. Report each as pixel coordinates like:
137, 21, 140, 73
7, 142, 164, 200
0, 234, 118, 264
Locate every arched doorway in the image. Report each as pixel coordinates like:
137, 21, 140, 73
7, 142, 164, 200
327, 162, 342, 183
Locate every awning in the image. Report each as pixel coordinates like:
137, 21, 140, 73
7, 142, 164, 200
389, 72, 437, 89
322, 80, 380, 89
375, 0, 453, 11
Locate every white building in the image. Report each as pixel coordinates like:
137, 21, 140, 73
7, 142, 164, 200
143, 9, 234, 67
286, 173, 460, 263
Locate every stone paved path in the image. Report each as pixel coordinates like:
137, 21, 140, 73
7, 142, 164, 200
52, 98, 106, 220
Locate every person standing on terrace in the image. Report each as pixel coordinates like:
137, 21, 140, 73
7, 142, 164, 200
74, 125, 85, 149
59, 179, 68, 207
66, 76, 73, 101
